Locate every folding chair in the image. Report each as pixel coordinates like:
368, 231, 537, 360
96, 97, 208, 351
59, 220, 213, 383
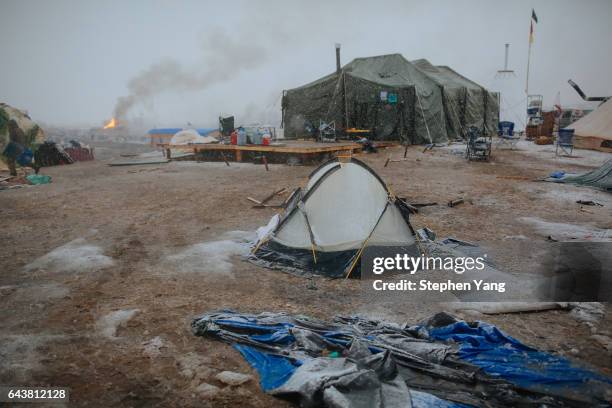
556, 128, 574, 156
496, 121, 519, 149
466, 126, 492, 161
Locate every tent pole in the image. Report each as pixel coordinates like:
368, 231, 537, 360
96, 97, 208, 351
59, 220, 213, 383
343, 71, 349, 130
415, 87, 433, 144
345, 203, 390, 279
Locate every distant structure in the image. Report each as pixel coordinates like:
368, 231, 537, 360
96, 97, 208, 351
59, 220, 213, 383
496, 44, 515, 78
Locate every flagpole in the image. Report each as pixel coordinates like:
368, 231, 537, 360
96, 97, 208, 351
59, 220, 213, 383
525, 37, 532, 96
525, 20, 533, 128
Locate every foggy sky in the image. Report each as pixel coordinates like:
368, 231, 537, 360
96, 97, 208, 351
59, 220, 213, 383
1, 0, 611, 129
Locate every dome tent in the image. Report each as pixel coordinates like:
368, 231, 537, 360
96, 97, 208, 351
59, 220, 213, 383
169, 129, 218, 145
251, 157, 419, 278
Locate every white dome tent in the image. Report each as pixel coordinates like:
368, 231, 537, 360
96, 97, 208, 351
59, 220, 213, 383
251, 157, 419, 278
169, 129, 218, 145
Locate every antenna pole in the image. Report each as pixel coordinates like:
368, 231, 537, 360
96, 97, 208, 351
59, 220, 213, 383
504, 43, 509, 70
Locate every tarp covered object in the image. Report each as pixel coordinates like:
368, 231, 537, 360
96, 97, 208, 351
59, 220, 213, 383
546, 158, 612, 192
251, 157, 418, 278
0, 103, 45, 169
192, 311, 611, 408
282, 54, 498, 144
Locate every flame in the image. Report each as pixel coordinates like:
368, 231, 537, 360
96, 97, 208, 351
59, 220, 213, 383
103, 118, 117, 129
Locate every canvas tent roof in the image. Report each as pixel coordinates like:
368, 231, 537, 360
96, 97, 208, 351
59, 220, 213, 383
251, 157, 418, 278
568, 99, 612, 151
282, 54, 498, 143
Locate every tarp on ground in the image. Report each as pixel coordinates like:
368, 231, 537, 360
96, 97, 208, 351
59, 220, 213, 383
546, 158, 612, 192
192, 311, 611, 408
282, 54, 498, 144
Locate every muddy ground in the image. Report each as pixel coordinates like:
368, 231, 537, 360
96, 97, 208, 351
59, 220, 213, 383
1, 140, 611, 407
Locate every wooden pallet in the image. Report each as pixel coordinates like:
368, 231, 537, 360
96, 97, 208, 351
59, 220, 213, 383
158, 141, 397, 162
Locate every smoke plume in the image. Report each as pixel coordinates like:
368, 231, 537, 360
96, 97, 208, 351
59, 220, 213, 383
113, 31, 266, 121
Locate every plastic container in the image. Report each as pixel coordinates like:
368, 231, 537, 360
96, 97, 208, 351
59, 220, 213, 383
230, 131, 238, 145
262, 134, 271, 146
250, 130, 262, 145
237, 129, 247, 146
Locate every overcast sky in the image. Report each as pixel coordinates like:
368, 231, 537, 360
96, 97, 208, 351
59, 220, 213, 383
1, 0, 611, 129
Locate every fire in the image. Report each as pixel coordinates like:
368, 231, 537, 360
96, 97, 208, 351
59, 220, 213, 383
103, 118, 117, 129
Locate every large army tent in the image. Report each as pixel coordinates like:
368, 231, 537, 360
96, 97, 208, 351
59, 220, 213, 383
412, 59, 499, 139
281, 54, 498, 143
251, 157, 419, 277
568, 99, 612, 152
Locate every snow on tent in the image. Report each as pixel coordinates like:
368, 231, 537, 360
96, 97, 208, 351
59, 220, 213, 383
251, 157, 418, 278
281, 53, 499, 144
568, 98, 612, 152
0, 102, 45, 170
169, 129, 219, 145
412, 59, 499, 139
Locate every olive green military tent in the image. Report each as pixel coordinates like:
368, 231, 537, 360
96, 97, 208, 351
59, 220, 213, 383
281, 54, 499, 144
412, 59, 499, 140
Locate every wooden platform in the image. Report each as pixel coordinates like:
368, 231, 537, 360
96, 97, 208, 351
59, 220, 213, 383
158, 141, 397, 163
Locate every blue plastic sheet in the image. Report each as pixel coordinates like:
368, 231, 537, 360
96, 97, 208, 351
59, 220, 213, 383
234, 344, 301, 391
426, 321, 612, 393
193, 311, 611, 407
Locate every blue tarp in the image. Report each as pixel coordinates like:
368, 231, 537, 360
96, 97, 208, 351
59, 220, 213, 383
192, 311, 611, 407
426, 321, 612, 395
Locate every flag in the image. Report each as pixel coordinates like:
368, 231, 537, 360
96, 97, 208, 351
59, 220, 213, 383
529, 9, 538, 44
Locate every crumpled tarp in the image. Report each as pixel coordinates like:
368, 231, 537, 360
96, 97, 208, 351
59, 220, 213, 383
545, 159, 612, 192
192, 311, 611, 407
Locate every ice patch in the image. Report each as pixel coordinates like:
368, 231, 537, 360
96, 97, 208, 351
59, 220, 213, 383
541, 185, 611, 206
24, 238, 114, 274
164, 231, 254, 275
0, 334, 66, 382
97, 309, 140, 339
4, 283, 69, 303
142, 336, 165, 357
520, 217, 612, 241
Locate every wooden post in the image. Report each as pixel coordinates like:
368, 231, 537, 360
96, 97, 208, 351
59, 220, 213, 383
235, 149, 242, 162
165, 148, 171, 159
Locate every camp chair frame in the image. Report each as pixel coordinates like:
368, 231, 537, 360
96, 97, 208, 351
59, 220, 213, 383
556, 129, 575, 157
318, 120, 337, 143
466, 126, 492, 161
496, 121, 519, 149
